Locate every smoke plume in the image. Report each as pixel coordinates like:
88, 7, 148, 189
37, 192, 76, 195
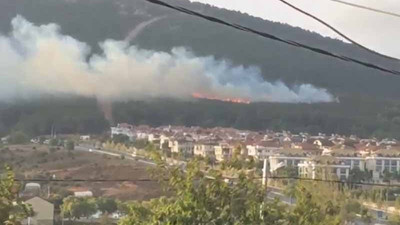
0, 16, 335, 103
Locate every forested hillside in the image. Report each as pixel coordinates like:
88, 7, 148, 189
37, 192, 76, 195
0, 0, 399, 138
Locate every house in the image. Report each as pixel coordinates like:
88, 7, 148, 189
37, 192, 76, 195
148, 134, 161, 143
170, 139, 194, 157
1, 135, 9, 144
194, 142, 216, 159
74, 191, 93, 197
313, 139, 335, 149
23, 183, 41, 197
111, 123, 137, 140
214, 143, 234, 162
80, 135, 90, 141
23, 197, 54, 225
246, 141, 282, 160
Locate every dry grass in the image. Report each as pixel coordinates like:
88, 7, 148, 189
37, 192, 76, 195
0, 144, 164, 200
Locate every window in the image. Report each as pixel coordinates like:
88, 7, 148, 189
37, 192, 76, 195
287, 160, 293, 166
377, 160, 382, 165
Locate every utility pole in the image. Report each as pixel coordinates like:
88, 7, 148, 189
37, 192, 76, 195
262, 158, 268, 188
261, 158, 268, 221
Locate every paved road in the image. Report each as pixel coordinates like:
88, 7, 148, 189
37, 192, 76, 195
75, 145, 156, 166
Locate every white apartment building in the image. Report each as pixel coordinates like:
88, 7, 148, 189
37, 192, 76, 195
298, 161, 351, 180
365, 156, 400, 180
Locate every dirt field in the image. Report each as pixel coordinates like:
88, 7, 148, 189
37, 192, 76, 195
0, 144, 164, 200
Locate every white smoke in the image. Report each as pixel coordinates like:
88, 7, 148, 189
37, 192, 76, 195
0, 16, 335, 103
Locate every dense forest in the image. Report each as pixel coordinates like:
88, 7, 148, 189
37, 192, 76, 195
0, 0, 400, 138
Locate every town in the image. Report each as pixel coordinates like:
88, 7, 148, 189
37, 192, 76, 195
2, 123, 400, 224
112, 123, 400, 182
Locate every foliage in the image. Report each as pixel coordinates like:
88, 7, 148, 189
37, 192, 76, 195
119, 156, 287, 225
348, 168, 372, 183
1, 1, 400, 138
61, 196, 97, 220
8, 131, 29, 144
97, 197, 118, 214
112, 134, 129, 144
0, 166, 33, 224
65, 140, 75, 151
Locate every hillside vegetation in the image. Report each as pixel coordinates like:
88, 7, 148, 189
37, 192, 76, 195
0, 0, 399, 138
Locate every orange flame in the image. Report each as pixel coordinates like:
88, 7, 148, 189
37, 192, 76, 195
192, 93, 251, 104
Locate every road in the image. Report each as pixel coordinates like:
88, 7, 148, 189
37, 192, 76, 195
75, 145, 156, 166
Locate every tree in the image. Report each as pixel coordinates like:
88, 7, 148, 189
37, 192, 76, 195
39, 136, 46, 144
0, 166, 33, 224
61, 196, 97, 220
97, 197, 118, 214
65, 140, 75, 151
112, 134, 129, 144
8, 131, 29, 144
119, 155, 287, 225
49, 138, 59, 146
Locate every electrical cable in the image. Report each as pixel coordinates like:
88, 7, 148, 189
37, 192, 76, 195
276, 0, 399, 61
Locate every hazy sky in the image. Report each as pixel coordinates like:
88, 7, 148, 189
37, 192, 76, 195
190, 0, 400, 59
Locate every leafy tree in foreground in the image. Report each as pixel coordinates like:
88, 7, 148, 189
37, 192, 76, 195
0, 166, 33, 225
119, 156, 287, 225
97, 197, 118, 214
61, 196, 97, 220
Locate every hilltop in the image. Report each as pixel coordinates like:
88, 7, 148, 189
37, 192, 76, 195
0, 0, 400, 138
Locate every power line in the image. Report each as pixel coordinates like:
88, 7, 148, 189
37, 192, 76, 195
268, 176, 396, 188
276, 0, 399, 61
144, 0, 400, 76
328, 0, 400, 18
14, 177, 399, 188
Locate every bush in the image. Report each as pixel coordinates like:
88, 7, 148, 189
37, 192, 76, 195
65, 140, 75, 151
8, 131, 29, 144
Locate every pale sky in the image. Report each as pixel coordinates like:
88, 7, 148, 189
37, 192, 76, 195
190, 0, 400, 59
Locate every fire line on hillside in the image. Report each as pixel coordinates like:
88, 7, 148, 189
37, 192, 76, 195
192, 93, 251, 104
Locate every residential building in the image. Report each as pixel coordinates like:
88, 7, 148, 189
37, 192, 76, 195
246, 141, 281, 160
298, 160, 350, 180
170, 139, 194, 157
214, 144, 234, 162
111, 123, 135, 140
269, 155, 308, 173
194, 142, 216, 159
23, 197, 54, 225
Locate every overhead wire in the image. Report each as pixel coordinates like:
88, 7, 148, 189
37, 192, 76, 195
14, 176, 398, 188
143, 0, 400, 76
276, 0, 400, 61
327, 0, 400, 18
